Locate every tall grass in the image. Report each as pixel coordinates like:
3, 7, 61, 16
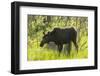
27, 40, 88, 61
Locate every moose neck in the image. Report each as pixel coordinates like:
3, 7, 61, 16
48, 35, 55, 42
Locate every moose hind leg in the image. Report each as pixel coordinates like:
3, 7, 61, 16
67, 43, 71, 55
73, 40, 78, 52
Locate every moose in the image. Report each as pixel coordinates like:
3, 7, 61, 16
40, 27, 78, 55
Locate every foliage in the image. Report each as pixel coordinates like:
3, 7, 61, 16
27, 15, 88, 61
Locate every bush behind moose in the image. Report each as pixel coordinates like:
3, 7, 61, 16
28, 15, 88, 61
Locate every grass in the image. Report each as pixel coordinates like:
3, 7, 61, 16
27, 43, 88, 61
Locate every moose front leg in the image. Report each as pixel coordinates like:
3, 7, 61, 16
57, 44, 63, 53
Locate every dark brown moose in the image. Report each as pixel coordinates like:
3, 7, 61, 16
40, 27, 78, 55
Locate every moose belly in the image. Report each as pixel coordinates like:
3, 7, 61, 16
55, 36, 71, 44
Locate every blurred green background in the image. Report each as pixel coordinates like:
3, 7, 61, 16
27, 15, 88, 61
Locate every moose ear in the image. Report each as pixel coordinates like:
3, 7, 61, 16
47, 32, 50, 34
43, 31, 45, 35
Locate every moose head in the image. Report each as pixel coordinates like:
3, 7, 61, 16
40, 31, 54, 47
